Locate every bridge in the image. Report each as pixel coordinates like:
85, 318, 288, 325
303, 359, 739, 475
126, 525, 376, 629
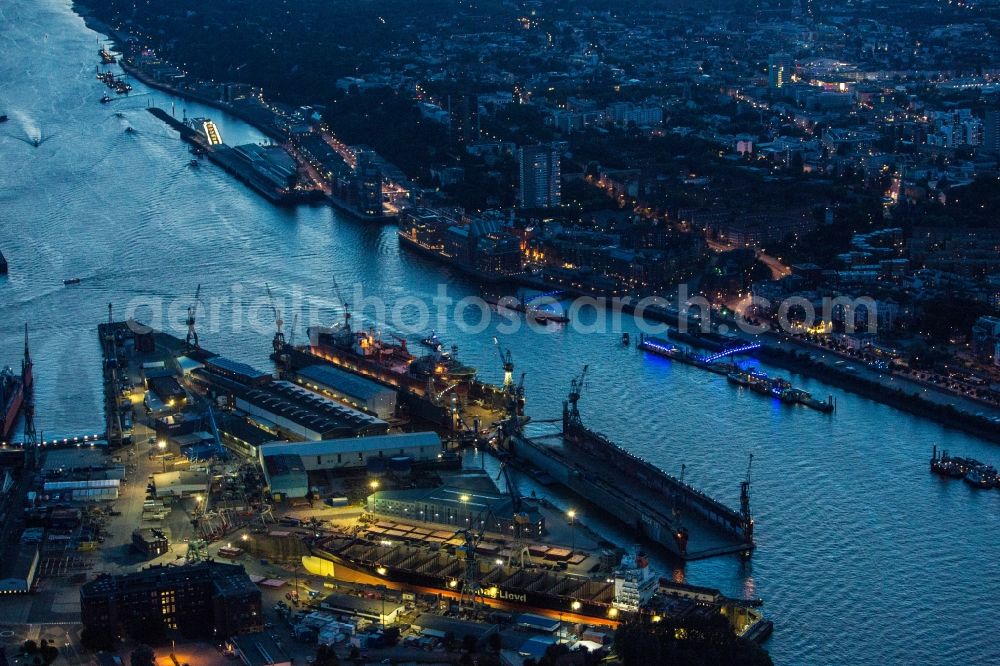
703, 342, 762, 364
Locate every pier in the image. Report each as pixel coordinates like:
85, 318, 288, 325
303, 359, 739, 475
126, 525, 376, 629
638, 334, 835, 414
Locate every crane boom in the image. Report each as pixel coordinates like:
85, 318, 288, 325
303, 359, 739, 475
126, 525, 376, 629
185, 283, 202, 349
332, 274, 351, 328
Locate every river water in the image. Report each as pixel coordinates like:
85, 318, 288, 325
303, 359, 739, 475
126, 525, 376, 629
1, 1, 999, 663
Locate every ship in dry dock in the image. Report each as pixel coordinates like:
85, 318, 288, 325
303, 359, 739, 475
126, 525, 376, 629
1, 326, 33, 444
504, 366, 755, 561
272, 310, 520, 431
309, 535, 768, 638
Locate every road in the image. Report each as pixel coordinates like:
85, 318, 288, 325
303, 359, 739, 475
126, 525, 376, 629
706, 238, 790, 280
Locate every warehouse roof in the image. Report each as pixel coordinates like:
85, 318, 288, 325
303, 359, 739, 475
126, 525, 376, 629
205, 356, 272, 383
296, 364, 394, 401
413, 613, 498, 642
193, 371, 387, 437
259, 431, 441, 459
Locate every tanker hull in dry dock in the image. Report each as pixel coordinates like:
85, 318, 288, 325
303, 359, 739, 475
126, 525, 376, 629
272, 324, 517, 430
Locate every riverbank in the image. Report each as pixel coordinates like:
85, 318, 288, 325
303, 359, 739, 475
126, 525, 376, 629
754, 343, 1000, 444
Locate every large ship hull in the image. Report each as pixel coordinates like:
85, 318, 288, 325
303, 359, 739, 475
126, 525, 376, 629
309, 542, 619, 623
276, 342, 515, 430
1, 373, 24, 443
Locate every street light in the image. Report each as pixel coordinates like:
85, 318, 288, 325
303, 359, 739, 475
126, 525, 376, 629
369, 479, 379, 491
567, 509, 577, 554
157, 440, 167, 472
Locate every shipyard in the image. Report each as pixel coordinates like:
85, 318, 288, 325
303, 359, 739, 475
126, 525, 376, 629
8, 0, 1000, 663
0, 301, 771, 664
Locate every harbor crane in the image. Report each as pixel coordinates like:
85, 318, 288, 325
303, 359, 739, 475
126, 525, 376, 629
493, 336, 514, 390
288, 313, 298, 347
265, 283, 284, 354
496, 458, 533, 568
185, 283, 202, 350
493, 337, 525, 423
566, 364, 589, 426
458, 511, 493, 613
331, 274, 351, 329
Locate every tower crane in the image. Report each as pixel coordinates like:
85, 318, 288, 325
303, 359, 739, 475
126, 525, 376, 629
185, 284, 202, 350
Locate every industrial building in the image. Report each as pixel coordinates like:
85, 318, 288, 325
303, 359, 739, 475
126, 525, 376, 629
412, 613, 499, 648
151, 470, 209, 498
230, 631, 292, 666
0, 543, 40, 593
132, 528, 170, 557
258, 432, 443, 499
367, 486, 545, 536
192, 368, 388, 440
42, 478, 120, 501
319, 592, 404, 626
292, 364, 397, 419
80, 562, 263, 642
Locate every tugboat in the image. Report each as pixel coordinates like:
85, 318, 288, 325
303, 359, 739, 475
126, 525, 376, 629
124, 126, 135, 134
100, 95, 112, 104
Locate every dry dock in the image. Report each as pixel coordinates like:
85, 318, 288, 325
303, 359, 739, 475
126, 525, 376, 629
505, 400, 754, 561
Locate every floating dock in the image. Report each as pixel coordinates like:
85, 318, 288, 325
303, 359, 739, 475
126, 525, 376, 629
506, 399, 754, 561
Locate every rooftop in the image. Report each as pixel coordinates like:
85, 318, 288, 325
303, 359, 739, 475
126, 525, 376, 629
296, 364, 394, 401
259, 431, 441, 459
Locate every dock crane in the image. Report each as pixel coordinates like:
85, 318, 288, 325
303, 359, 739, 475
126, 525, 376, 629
564, 364, 589, 429
266, 283, 284, 355
331, 274, 351, 329
493, 336, 514, 390
496, 458, 533, 568
493, 337, 525, 421
185, 284, 202, 350
458, 508, 494, 613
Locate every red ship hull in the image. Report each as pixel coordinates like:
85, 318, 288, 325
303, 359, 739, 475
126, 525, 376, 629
1, 380, 24, 443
